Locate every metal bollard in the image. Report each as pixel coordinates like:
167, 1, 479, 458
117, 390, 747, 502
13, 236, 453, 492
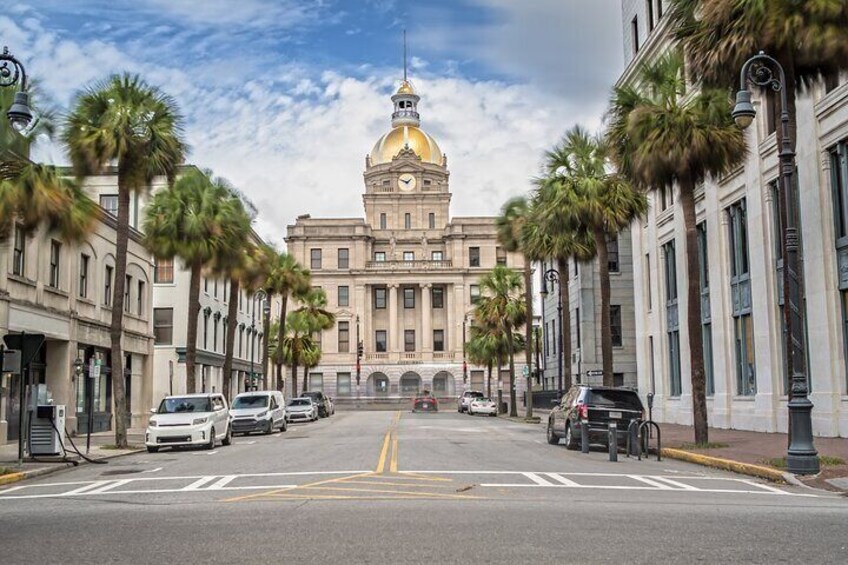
580, 419, 590, 454
608, 422, 618, 462
629, 419, 641, 457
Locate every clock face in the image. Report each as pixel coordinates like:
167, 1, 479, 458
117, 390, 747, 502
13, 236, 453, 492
398, 173, 416, 191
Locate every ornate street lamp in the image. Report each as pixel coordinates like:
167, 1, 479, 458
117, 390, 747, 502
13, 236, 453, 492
462, 313, 468, 386
540, 267, 563, 398
732, 51, 819, 475
1, 46, 34, 132
249, 289, 268, 391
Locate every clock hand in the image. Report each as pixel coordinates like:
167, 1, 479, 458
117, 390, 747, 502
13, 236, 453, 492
401, 178, 411, 184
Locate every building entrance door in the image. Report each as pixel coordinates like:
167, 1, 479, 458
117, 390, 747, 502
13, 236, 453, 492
75, 347, 112, 434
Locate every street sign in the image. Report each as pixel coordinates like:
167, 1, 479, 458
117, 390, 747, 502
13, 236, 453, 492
522, 366, 530, 377
2, 349, 21, 374
587, 369, 604, 377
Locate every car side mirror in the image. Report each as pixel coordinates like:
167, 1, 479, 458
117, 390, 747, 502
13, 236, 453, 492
150, 408, 157, 414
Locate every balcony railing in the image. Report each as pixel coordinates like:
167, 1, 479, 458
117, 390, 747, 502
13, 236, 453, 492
365, 259, 453, 270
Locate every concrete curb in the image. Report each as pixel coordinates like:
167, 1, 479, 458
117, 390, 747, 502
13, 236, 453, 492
661, 447, 787, 483
0, 448, 144, 488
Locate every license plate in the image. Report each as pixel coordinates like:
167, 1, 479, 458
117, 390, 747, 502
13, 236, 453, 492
608, 411, 622, 419
422, 404, 429, 408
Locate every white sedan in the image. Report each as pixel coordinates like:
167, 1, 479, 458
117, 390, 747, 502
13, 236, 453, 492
468, 397, 497, 416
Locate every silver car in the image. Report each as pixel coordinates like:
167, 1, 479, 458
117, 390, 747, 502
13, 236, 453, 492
286, 397, 318, 422
457, 390, 484, 413
230, 391, 287, 435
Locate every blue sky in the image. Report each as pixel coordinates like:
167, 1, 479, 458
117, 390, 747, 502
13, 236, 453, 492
2, 1, 624, 244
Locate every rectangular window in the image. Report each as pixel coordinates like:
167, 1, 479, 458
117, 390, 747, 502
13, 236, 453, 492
404, 329, 415, 352
669, 329, 682, 396
204, 277, 209, 293
380, 213, 387, 230
403, 251, 414, 261
338, 285, 349, 307
310, 248, 322, 270
374, 287, 387, 309
403, 287, 415, 308
79, 254, 89, 298
213, 318, 218, 353
842, 291, 848, 387
610, 305, 622, 347
374, 251, 386, 262
607, 233, 619, 273
104, 266, 113, 306
728, 199, 755, 396
470, 284, 481, 303
469, 247, 480, 267
154, 257, 174, 283
428, 212, 435, 229
404, 213, 411, 229
729, 200, 751, 278
376, 330, 387, 352
137, 281, 145, 315
12, 225, 25, 276
49, 240, 61, 288
433, 329, 445, 352
663, 241, 678, 301
124, 275, 132, 312
309, 373, 323, 392
647, 0, 655, 31
631, 15, 640, 54
431, 251, 443, 261
704, 322, 715, 396
496, 246, 507, 266
734, 314, 756, 396
337, 373, 351, 396
154, 308, 174, 345
338, 248, 349, 269
99, 194, 118, 216
656, 0, 663, 19
697, 222, 714, 395
338, 321, 350, 353
697, 222, 710, 289
830, 141, 848, 241
432, 287, 444, 308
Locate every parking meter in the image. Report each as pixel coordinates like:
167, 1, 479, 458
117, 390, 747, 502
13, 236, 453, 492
646, 392, 654, 422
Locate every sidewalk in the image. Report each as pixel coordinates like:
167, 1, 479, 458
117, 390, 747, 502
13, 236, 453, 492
660, 424, 848, 492
0, 429, 146, 486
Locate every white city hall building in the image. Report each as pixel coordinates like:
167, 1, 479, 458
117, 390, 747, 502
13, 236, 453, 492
285, 79, 527, 404
623, 1, 847, 437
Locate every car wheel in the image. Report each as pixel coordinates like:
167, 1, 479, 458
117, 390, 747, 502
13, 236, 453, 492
265, 420, 274, 434
206, 427, 216, 450
546, 420, 559, 445
564, 423, 579, 451
147, 446, 159, 453
222, 425, 232, 446
281, 420, 288, 433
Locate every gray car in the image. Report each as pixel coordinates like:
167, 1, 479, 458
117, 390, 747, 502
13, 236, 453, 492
286, 397, 318, 422
230, 391, 287, 435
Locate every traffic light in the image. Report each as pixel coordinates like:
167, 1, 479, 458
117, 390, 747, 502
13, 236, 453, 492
357, 340, 363, 359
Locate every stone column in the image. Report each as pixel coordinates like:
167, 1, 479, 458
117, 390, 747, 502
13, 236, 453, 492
389, 284, 399, 352
453, 283, 465, 352
421, 283, 432, 353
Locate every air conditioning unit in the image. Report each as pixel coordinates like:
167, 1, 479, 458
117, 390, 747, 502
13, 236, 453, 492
29, 404, 65, 456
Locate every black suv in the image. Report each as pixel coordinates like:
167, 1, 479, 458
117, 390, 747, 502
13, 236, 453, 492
546, 386, 644, 450
300, 391, 332, 418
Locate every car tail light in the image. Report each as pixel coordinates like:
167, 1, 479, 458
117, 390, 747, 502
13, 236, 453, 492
577, 403, 589, 420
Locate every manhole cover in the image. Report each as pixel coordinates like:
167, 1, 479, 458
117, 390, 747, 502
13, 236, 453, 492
101, 469, 143, 476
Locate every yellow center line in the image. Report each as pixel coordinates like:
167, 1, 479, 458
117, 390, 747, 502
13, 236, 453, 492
339, 480, 460, 489
303, 485, 482, 500
375, 431, 392, 474
397, 472, 453, 482
389, 431, 399, 473
224, 472, 374, 503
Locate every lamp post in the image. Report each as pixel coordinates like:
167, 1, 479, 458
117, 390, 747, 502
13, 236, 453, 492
540, 268, 563, 398
249, 289, 267, 392
356, 314, 362, 408
462, 314, 468, 389
1, 46, 34, 132
732, 51, 819, 475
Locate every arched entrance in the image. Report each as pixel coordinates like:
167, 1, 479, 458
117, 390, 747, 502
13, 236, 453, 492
432, 371, 456, 396
400, 372, 421, 396
367, 372, 389, 396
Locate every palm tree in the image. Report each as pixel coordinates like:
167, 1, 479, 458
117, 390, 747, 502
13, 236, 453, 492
608, 52, 745, 444
474, 266, 527, 416
496, 197, 537, 417
279, 311, 317, 396
143, 168, 244, 393
294, 287, 335, 394
525, 176, 595, 392
64, 73, 186, 448
1, 86, 100, 243
266, 252, 311, 391
466, 323, 498, 398
546, 126, 647, 388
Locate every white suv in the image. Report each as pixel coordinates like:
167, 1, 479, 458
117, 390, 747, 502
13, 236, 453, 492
457, 390, 484, 413
146, 393, 232, 452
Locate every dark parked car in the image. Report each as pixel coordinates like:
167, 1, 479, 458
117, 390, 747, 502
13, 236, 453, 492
546, 386, 644, 450
300, 391, 333, 418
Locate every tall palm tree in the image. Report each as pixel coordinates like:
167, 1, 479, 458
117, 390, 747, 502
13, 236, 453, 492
467, 320, 524, 400
64, 73, 186, 448
279, 311, 317, 396
294, 287, 335, 394
546, 126, 647, 388
496, 197, 537, 417
266, 252, 311, 391
526, 176, 595, 392
608, 52, 745, 444
475, 266, 527, 416
143, 168, 244, 393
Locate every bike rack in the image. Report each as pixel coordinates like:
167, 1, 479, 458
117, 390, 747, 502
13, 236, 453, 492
638, 420, 662, 461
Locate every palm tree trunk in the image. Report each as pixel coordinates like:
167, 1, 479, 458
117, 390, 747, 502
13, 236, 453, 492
291, 362, 298, 397
275, 293, 289, 390
593, 226, 614, 387
496, 352, 503, 412
222, 276, 240, 402
263, 292, 272, 390
507, 322, 517, 417
557, 256, 573, 391
302, 365, 309, 395
486, 361, 492, 398
680, 180, 709, 445
109, 178, 130, 448
185, 262, 202, 393
523, 256, 534, 419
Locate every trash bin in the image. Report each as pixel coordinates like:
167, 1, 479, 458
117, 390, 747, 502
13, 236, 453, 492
499, 401, 508, 414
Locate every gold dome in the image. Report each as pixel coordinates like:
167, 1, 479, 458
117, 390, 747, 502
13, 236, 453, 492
397, 80, 415, 95
370, 125, 443, 166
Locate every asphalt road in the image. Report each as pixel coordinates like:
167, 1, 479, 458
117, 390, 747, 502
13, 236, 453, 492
1, 410, 846, 564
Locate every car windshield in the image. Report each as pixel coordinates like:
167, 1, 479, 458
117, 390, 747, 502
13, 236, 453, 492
474, 398, 491, 403
232, 395, 269, 409
157, 397, 212, 414
586, 390, 643, 410
466, 392, 484, 398
288, 399, 312, 407
301, 393, 320, 400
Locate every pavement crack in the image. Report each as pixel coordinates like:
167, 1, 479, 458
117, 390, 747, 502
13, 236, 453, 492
455, 484, 475, 493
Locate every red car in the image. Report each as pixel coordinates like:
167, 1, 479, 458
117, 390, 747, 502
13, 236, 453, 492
412, 394, 438, 413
